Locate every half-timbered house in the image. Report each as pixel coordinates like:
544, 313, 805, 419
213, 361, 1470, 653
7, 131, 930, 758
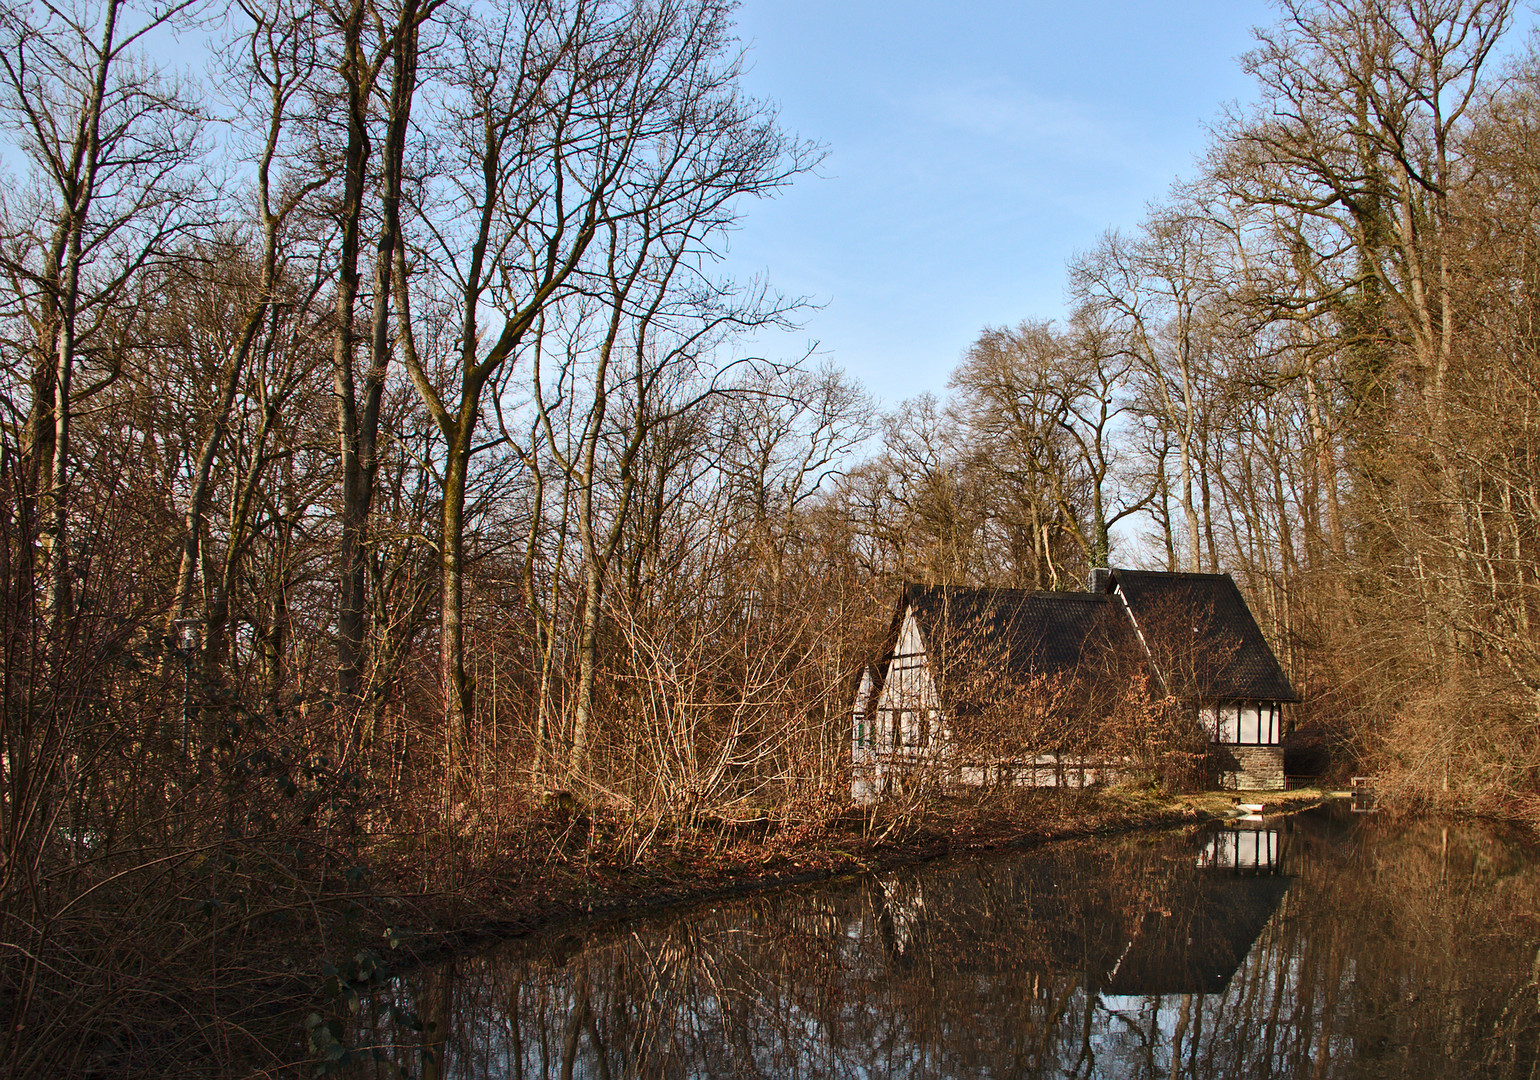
852, 569, 1299, 800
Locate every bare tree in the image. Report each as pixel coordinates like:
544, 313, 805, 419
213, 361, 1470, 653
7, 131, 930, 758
163, 0, 330, 653
1071, 208, 1231, 574
0, 0, 207, 631
393, 0, 813, 788
950, 310, 1146, 582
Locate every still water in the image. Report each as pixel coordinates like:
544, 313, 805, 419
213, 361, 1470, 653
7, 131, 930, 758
358, 805, 1540, 1078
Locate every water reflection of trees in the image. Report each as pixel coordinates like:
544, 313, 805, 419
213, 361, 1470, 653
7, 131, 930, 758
361, 808, 1540, 1078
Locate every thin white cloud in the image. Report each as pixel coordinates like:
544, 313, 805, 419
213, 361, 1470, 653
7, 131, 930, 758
907, 78, 1151, 164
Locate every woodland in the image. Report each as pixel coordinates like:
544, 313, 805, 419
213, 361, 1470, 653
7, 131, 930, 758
3, 0, 1540, 1072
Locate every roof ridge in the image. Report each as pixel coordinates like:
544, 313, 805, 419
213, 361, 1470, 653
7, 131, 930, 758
904, 583, 1104, 596
904, 582, 1038, 592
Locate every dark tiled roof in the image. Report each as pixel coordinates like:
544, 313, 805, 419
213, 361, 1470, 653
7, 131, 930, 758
873, 571, 1299, 709
1109, 570, 1300, 702
890, 584, 1139, 711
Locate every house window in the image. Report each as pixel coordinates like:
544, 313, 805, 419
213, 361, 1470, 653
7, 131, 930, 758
918, 711, 931, 748
1239, 705, 1261, 744
855, 720, 864, 746
892, 710, 903, 749
1217, 702, 1281, 745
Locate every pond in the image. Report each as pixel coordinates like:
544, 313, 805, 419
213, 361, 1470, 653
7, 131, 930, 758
355, 804, 1540, 1078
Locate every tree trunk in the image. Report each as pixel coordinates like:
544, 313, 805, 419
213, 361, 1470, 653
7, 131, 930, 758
570, 557, 602, 781
440, 445, 472, 811
333, 0, 370, 702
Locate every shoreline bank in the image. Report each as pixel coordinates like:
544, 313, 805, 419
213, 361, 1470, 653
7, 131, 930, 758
367, 786, 1338, 973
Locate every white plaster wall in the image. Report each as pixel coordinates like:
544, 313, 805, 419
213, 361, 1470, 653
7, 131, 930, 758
873, 607, 944, 753
875, 608, 940, 714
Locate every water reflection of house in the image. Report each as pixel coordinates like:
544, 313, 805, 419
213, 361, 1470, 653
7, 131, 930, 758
865, 824, 1291, 999
876, 875, 927, 963
1200, 823, 1282, 871
1102, 824, 1290, 996
852, 569, 1300, 801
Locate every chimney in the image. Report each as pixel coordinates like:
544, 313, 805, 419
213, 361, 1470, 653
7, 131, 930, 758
1089, 567, 1110, 594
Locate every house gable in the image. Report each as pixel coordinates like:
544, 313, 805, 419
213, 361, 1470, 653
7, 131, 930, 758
853, 606, 947, 756
874, 606, 942, 716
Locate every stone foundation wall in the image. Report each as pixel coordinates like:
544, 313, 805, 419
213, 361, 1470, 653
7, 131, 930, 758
1218, 745, 1285, 791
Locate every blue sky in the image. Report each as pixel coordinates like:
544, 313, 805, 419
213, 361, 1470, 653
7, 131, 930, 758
714, 1, 1287, 404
